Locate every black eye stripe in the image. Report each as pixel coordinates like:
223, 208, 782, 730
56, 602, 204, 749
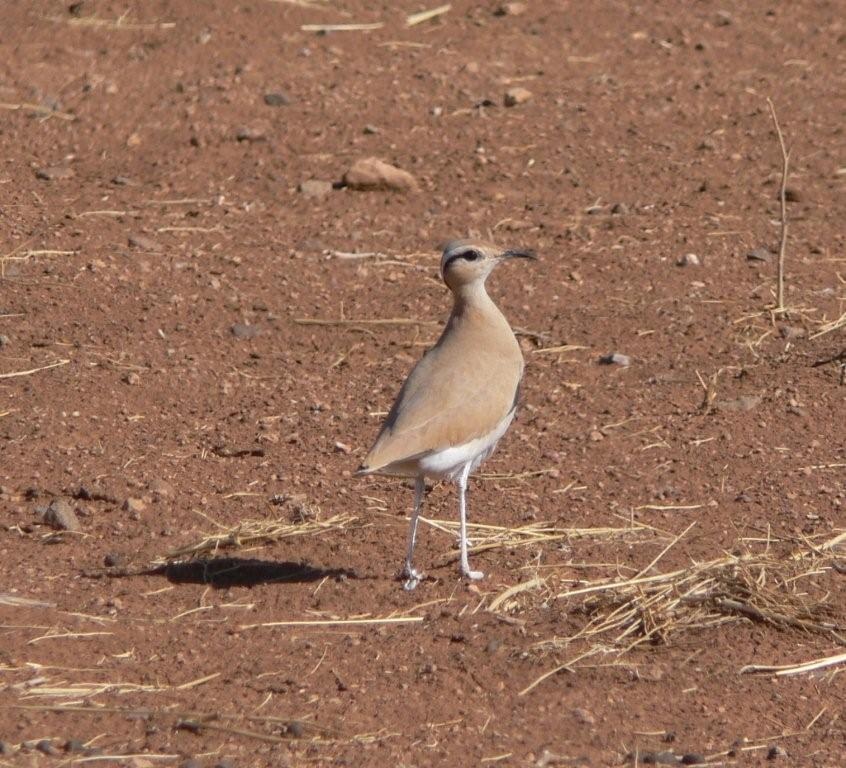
443, 249, 481, 270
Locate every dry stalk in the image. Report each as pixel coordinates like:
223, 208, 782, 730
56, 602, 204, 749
0, 359, 70, 380
162, 512, 356, 561
0, 102, 76, 121
406, 5, 451, 27
301, 23, 384, 32
766, 97, 791, 314
427, 518, 665, 566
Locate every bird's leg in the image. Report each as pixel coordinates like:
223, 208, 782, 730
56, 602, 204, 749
457, 463, 483, 581
457, 482, 473, 548
401, 476, 425, 590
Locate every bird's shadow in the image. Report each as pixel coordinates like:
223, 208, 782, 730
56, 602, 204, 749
158, 558, 356, 588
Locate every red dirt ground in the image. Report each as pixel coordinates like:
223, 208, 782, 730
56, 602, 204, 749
1, 1, 844, 766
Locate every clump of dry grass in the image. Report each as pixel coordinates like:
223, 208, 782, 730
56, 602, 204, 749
424, 516, 666, 568
518, 530, 845, 694
162, 512, 356, 561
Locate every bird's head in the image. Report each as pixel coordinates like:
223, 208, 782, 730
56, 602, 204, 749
439, 239, 536, 292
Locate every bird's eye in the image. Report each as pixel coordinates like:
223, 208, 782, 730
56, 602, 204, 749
462, 250, 480, 261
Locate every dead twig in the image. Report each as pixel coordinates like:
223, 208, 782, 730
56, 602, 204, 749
301, 23, 384, 32
406, 4, 451, 27
0, 359, 70, 380
741, 651, 846, 677
0, 102, 75, 121
766, 97, 791, 314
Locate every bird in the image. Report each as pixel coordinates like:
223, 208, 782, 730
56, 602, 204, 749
356, 239, 535, 589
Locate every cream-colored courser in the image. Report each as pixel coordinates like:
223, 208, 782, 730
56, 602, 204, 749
357, 240, 535, 589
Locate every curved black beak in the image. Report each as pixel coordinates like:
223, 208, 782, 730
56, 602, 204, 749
501, 248, 537, 261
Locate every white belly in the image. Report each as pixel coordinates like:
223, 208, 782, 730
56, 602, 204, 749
416, 408, 516, 480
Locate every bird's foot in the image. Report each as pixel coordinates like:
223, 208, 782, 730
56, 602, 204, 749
460, 567, 484, 582
401, 565, 423, 591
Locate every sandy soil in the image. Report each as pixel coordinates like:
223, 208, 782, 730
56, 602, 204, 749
1, 1, 844, 766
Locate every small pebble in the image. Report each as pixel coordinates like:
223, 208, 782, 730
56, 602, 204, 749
298, 180, 333, 199
640, 751, 679, 765
65, 739, 86, 753
104, 552, 127, 567
263, 91, 290, 107
128, 234, 161, 252
362, 124, 379, 134
782, 187, 801, 203
343, 157, 418, 193
231, 323, 260, 339
0, 741, 10, 756
236, 126, 266, 142
767, 745, 787, 760
122, 371, 141, 385
495, 2, 527, 15
572, 707, 595, 725
504, 86, 532, 107
148, 478, 174, 500
779, 325, 805, 340
287, 721, 306, 738
38, 498, 81, 531
0, 334, 9, 348
681, 755, 706, 765
610, 202, 628, 215
36, 740, 60, 756
677, 253, 700, 267
599, 352, 631, 367
35, 165, 74, 181
123, 497, 146, 518
747, 247, 773, 263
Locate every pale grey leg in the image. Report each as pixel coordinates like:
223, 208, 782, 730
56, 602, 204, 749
457, 463, 483, 581
402, 476, 425, 590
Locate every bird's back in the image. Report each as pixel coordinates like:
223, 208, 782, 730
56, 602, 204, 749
359, 297, 523, 475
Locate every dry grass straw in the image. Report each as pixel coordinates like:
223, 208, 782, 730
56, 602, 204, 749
810, 310, 846, 339
46, 12, 176, 30
18, 704, 403, 746
406, 5, 451, 27
301, 23, 384, 32
519, 529, 845, 695
742, 650, 846, 677
426, 517, 666, 567
766, 97, 790, 314
0, 102, 75, 121
162, 512, 356, 561
0, 359, 69, 380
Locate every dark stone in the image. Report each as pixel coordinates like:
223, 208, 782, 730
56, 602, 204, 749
263, 92, 290, 107
746, 247, 773, 262
36, 740, 60, 756
38, 498, 81, 531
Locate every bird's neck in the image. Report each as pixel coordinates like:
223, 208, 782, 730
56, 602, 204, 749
449, 282, 511, 333
451, 281, 495, 313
